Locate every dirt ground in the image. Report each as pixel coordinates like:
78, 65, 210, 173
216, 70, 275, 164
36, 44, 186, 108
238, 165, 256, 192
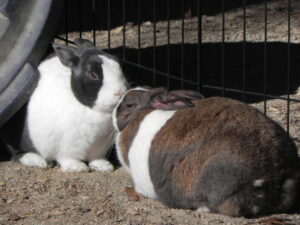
1, 94, 300, 225
1, 161, 300, 225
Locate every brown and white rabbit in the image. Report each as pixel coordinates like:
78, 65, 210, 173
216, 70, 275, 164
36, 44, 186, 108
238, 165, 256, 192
112, 87, 300, 217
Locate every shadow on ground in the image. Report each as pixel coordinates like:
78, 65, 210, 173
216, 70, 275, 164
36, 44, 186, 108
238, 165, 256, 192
108, 42, 300, 103
60, 0, 273, 33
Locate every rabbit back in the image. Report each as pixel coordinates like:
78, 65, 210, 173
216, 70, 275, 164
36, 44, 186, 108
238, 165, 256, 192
148, 97, 299, 216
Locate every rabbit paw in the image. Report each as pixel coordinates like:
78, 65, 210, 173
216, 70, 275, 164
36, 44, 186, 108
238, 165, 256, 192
197, 206, 210, 213
89, 159, 114, 172
19, 152, 48, 168
59, 159, 89, 172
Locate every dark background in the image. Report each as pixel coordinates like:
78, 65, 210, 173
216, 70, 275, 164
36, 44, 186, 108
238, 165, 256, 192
60, 0, 270, 32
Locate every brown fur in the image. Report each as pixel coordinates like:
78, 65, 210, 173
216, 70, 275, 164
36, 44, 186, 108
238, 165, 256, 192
115, 88, 300, 217
149, 97, 299, 216
217, 198, 240, 217
152, 97, 297, 172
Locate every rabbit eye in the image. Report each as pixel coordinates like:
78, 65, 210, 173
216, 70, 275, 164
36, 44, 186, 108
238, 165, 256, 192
125, 103, 136, 109
88, 72, 99, 80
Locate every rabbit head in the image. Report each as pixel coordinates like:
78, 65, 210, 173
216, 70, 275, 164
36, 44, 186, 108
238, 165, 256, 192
113, 87, 204, 131
53, 39, 128, 113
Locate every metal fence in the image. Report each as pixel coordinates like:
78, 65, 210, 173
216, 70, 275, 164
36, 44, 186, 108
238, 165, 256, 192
56, 0, 300, 135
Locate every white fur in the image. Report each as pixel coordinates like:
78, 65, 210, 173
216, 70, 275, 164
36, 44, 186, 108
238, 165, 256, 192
58, 158, 89, 172
89, 159, 114, 172
197, 206, 210, 213
94, 55, 128, 113
122, 110, 176, 199
19, 152, 47, 168
25, 55, 127, 172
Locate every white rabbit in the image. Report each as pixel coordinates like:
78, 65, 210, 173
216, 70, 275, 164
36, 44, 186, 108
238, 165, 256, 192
16, 38, 128, 172
113, 87, 300, 217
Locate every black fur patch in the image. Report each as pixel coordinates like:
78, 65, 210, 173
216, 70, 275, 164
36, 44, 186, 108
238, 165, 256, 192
71, 50, 105, 108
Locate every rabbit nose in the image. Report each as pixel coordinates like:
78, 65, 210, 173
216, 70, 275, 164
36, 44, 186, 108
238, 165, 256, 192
114, 88, 126, 96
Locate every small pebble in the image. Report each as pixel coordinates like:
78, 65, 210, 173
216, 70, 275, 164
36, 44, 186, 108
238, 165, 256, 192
8, 213, 22, 221
78, 207, 91, 213
126, 208, 138, 215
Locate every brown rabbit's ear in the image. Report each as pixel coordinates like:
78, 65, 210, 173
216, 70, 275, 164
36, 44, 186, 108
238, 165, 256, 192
150, 90, 204, 110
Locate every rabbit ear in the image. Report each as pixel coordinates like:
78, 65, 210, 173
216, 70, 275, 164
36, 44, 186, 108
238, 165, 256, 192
150, 90, 204, 110
52, 44, 79, 68
73, 38, 94, 48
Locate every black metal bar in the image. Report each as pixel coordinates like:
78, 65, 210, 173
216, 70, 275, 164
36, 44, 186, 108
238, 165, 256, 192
64, 0, 68, 45
287, 0, 291, 134
181, 0, 184, 89
78, 0, 82, 38
167, 0, 170, 89
55, 36, 74, 45
242, 0, 246, 101
153, 0, 156, 86
200, 84, 300, 103
92, 0, 96, 45
137, 0, 141, 65
263, 0, 268, 115
107, 0, 111, 49
122, 0, 126, 60
221, 0, 225, 96
197, 0, 202, 92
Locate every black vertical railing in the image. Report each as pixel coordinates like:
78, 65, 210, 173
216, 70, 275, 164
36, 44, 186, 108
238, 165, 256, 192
287, 0, 291, 134
153, 0, 157, 86
137, 0, 141, 65
78, 0, 82, 38
92, 0, 96, 45
107, 0, 111, 50
122, 0, 126, 60
64, 0, 68, 45
197, 0, 202, 92
221, 0, 225, 96
263, 0, 268, 115
181, 0, 184, 89
242, 0, 246, 101
166, 0, 170, 89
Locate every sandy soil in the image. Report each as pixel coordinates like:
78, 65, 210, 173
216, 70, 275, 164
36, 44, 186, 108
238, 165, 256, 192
1, 93, 300, 225
1, 162, 300, 225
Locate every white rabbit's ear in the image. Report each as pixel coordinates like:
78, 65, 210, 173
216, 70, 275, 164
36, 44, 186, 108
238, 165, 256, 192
150, 90, 204, 110
52, 44, 79, 68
